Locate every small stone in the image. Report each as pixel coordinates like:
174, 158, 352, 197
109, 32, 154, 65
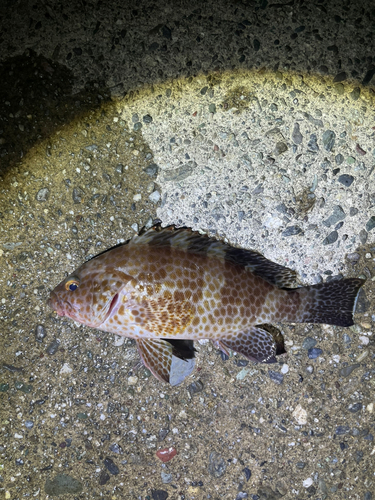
208, 451, 226, 477
359, 229, 368, 244
99, 471, 110, 485
335, 426, 350, 435
24, 420, 34, 429
127, 376, 138, 385
143, 114, 153, 123
144, 164, 159, 177
338, 174, 354, 187
347, 403, 362, 413
305, 365, 314, 374
163, 161, 197, 182
44, 474, 83, 496
282, 225, 303, 237
72, 187, 84, 204
149, 191, 161, 203
302, 337, 317, 349
335, 154, 344, 165
268, 370, 283, 384
209, 103, 216, 113
292, 123, 303, 144
133, 122, 142, 131
339, 364, 359, 377
350, 87, 361, 100
307, 134, 319, 151
292, 404, 308, 425
322, 130, 336, 151
35, 324, 47, 342
303, 478, 313, 488
161, 471, 172, 484
156, 447, 177, 463
280, 364, 289, 374
188, 380, 204, 395
365, 216, 375, 232
356, 144, 366, 155
322, 231, 338, 245
152, 490, 169, 500
103, 457, 119, 475
296, 462, 306, 469
46, 339, 60, 355
346, 156, 356, 164
308, 347, 323, 359
323, 205, 346, 227
36, 188, 49, 202
350, 207, 359, 216
275, 142, 288, 155
243, 467, 251, 481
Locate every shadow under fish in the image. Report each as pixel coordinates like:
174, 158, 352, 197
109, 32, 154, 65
48, 225, 366, 385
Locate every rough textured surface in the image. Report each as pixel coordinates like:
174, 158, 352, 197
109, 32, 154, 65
0, 0, 375, 499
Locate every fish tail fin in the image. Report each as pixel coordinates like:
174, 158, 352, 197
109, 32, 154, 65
293, 278, 365, 327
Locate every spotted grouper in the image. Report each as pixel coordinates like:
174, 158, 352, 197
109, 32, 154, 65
48, 225, 365, 385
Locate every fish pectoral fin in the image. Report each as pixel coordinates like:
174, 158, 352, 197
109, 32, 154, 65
136, 339, 173, 383
136, 339, 195, 385
219, 325, 285, 364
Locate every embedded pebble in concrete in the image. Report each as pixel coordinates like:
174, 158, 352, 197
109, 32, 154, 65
1, 1, 375, 499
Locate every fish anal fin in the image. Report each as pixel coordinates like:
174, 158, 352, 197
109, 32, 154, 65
219, 325, 285, 364
136, 339, 173, 383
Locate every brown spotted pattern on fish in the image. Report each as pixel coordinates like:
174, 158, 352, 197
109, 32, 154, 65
48, 225, 366, 384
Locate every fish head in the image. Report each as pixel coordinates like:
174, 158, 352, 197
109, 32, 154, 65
48, 260, 133, 328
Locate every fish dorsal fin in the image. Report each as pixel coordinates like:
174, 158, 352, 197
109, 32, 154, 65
218, 325, 285, 364
129, 225, 298, 289
136, 339, 195, 385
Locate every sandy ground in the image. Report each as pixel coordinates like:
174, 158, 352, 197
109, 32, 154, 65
0, 0, 374, 499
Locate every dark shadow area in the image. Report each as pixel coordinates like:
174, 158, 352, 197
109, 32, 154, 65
0, 0, 374, 175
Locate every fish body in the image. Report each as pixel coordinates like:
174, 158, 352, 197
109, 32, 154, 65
48, 225, 365, 384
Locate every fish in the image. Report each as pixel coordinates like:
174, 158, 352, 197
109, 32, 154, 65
48, 225, 365, 385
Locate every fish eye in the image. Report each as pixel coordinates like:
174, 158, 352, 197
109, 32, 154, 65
65, 278, 80, 291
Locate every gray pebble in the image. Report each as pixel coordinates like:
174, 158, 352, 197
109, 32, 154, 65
350, 87, 361, 100
349, 207, 359, 216
24, 420, 34, 429
115, 163, 123, 173
209, 103, 216, 113
163, 161, 196, 181
275, 142, 288, 155
335, 425, 350, 435
333, 72, 346, 82
308, 347, 323, 359
158, 428, 170, 441
35, 324, 47, 342
46, 339, 60, 355
296, 461, 306, 469
359, 229, 368, 244
302, 337, 317, 349
133, 122, 142, 131
339, 364, 359, 377
322, 130, 336, 152
365, 216, 375, 232
322, 231, 338, 245
144, 163, 159, 177
292, 123, 303, 144
188, 379, 204, 395
338, 174, 354, 187
335, 154, 344, 165
132, 113, 139, 123
323, 205, 346, 227
268, 370, 283, 384
208, 451, 226, 477
149, 191, 161, 203
44, 474, 83, 495
347, 403, 362, 413
109, 443, 122, 454
99, 471, 110, 485
72, 187, 85, 204
143, 114, 153, 123
85, 144, 98, 151
161, 471, 172, 484
36, 188, 49, 202
103, 457, 119, 475
307, 134, 319, 152
282, 225, 303, 237
152, 490, 168, 500
243, 467, 251, 481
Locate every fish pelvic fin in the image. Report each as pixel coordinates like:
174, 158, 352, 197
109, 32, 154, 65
136, 339, 195, 385
292, 278, 366, 326
219, 325, 285, 364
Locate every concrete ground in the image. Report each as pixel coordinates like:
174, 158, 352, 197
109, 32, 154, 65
0, 0, 374, 498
